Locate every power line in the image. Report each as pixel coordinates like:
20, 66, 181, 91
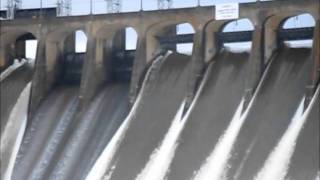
6, 0, 21, 19
105, 0, 121, 13
57, 0, 71, 16
158, 0, 173, 10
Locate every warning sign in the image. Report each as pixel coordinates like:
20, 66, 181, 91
215, 3, 239, 20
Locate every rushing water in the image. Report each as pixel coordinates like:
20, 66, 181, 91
192, 57, 273, 180
104, 53, 191, 180
1, 60, 33, 135
226, 48, 313, 180
165, 51, 249, 180
1, 83, 31, 180
47, 83, 130, 180
192, 99, 244, 180
12, 86, 80, 180
285, 86, 319, 180
86, 55, 164, 180
254, 97, 305, 180
135, 63, 211, 180
3, 45, 317, 180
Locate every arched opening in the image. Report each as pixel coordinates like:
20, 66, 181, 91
150, 22, 195, 57
75, 30, 88, 53
7, 32, 38, 67
280, 13, 315, 48
176, 23, 195, 55
111, 26, 138, 82
57, 30, 87, 84
221, 18, 254, 53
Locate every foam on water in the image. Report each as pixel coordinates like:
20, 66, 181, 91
0, 59, 28, 81
192, 57, 272, 180
1, 83, 31, 180
134, 62, 211, 180
192, 99, 244, 180
86, 55, 164, 180
254, 86, 319, 180
135, 100, 186, 180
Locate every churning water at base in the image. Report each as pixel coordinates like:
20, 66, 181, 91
256, 85, 319, 180
192, 99, 244, 180
135, 101, 186, 180
284, 85, 319, 180
254, 97, 305, 180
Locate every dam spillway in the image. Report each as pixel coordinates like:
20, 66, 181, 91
0, 1, 319, 180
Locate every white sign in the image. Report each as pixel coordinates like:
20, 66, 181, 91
215, 3, 239, 20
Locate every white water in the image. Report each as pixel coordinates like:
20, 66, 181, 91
135, 62, 212, 180
85, 55, 164, 180
192, 99, 244, 180
192, 57, 273, 180
1, 83, 31, 180
255, 86, 319, 180
135, 101, 186, 180
0, 59, 27, 81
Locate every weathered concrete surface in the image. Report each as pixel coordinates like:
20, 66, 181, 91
0, 0, 318, 114
165, 51, 249, 180
1, 83, 31, 180
10, 83, 129, 180
103, 53, 191, 180
0, 1, 319, 179
12, 86, 80, 180
46, 83, 130, 180
0, 62, 33, 135
226, 48, 313, 180
286, 86, 319, 180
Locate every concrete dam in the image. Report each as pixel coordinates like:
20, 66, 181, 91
0, 0, 319, 180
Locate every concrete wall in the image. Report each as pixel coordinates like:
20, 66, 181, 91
0, 0, 319, 117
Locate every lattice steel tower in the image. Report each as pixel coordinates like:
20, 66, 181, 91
6, 0, 21, 19
105, 0, 122, 13
57, 0, 71, 16
158, 0, 173, 10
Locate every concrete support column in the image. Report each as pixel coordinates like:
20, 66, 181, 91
312, 19, 320, 85
129, 32, 147, 104
113, 29, 126, 51
165, 26, 177, 51
28, 37, 47, 117
185, 29, 206, 107
64, 32, 76, 54
16, 40, 26, 59
305, 19, 320, 106
0, 40, 15, 70
204, 21, 225, 63
79, 34, 99, 108
79, 31, 113, 108
0, 46, 9, 70
264, 21, 278, 65
244, 24, 264, 108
